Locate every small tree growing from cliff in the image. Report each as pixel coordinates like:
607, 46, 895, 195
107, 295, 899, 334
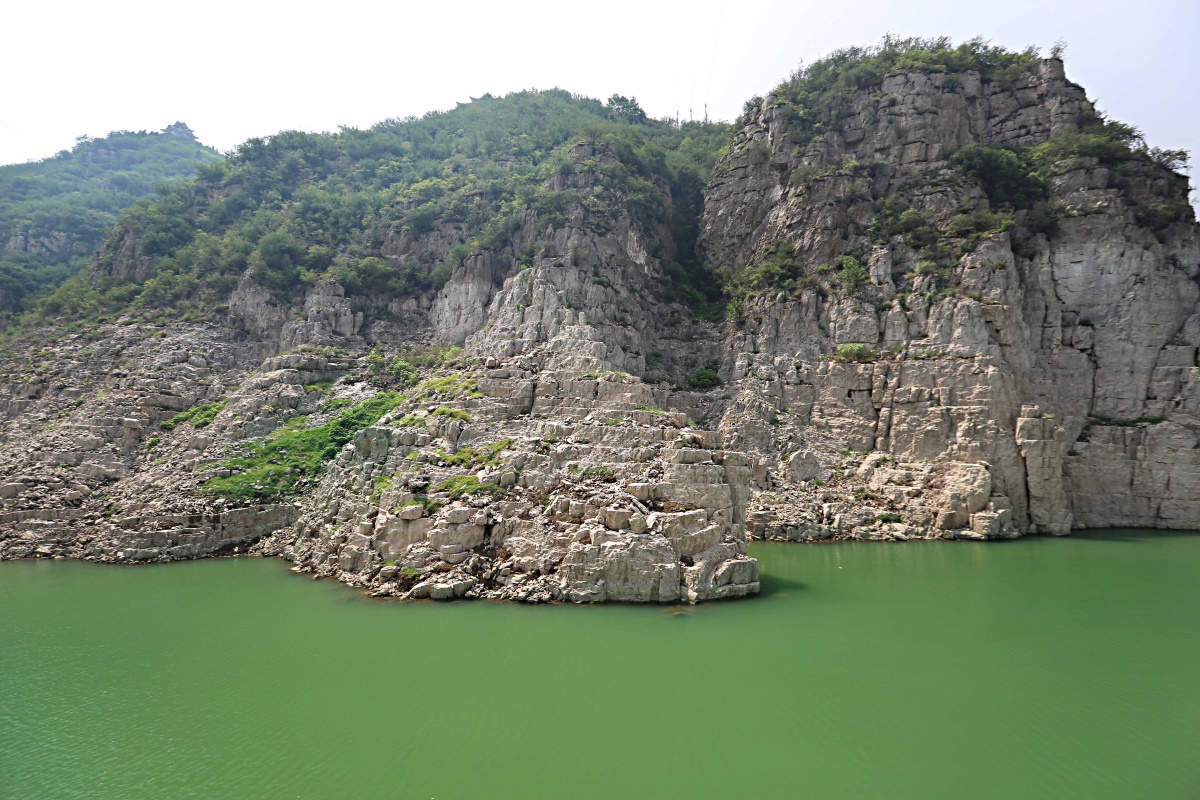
687, 360, 722, 391
949, 145, 1044, 207
366, 348, 419, 388
831, 343, 876, 362
249, 230, 306, 291
737, 242, 802, 293
1148, 147, 1190, 173
834, 256, 870, 294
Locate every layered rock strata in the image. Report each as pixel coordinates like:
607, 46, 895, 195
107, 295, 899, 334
700, 58, 1200, 540
266, 365, 757, 602
0, 140, 759, 602
1, 54, 1197, 601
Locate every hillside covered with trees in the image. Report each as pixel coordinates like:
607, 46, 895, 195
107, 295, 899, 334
0, 124, 220, 311
39, 93, 731, 324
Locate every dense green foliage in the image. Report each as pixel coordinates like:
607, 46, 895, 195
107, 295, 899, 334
161, 399, 227, 431
948, 146, 1045, 207
0, 128, 220, 310
46, 91, 730, 322
687, 360, 721, 391
202, 391, 403, 502
834, 255, 870, 294
951, 115, 1191, 214
951, 123, 1192, 236
365, 344, 461, 387
724, 241, 802, 295
832, 343, 876, 362
434, 439, 510, 468
365, 348, 419, 387
724, 36, 1193, 308
763, 36, 1041, 140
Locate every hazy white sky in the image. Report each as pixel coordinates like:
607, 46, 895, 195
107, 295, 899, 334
1, 0, 1196, 168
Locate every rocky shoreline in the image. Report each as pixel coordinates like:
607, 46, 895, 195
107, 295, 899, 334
2, 53, 1198, 602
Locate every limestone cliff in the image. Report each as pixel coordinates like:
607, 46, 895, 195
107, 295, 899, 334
702, 56, 1200, 540
1, 44, 1196, 601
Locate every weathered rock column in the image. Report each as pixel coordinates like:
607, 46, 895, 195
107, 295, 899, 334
1015, 406, 1072, 535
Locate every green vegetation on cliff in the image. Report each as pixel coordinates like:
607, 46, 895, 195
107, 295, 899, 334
724, 37, 1193, 308
0, 126, 220, 311
951, 126, 1190, 220
161, 398, 227, 431
18, 41, 1192, 331
44, 93, 730, 323
202, 391, 403, 502
759, 36, 1043, 137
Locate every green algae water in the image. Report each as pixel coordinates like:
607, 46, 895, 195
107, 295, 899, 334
3, 531, 1199, 799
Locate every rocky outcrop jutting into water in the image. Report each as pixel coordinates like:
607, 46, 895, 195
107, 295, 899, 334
0, 45, 1196, 600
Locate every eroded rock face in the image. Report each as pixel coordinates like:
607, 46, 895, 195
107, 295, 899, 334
702, 60, 1094, 273
2, 56, 1197, 600
4, 229, 90, 261
700, 58, 1200, 540
0, 141, 758, 604
267, 367, 757, 603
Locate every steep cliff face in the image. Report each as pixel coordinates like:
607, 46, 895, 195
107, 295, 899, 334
0, 45, 1196, 600
701, 56, 1200, 539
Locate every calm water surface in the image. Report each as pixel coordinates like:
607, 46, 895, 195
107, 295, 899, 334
2, 530, 1199, 799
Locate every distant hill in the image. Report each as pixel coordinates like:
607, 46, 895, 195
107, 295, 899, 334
0, 124, 221, 310
40, 91, 730, 324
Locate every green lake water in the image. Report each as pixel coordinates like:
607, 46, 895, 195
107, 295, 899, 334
2, 530, 1199, 799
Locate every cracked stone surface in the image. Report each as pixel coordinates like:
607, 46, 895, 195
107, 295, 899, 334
2, 58, 1198, 600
